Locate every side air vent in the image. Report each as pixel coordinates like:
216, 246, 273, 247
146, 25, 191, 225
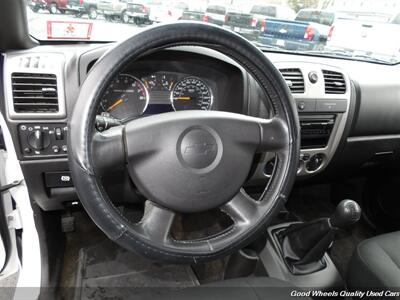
279, 68, 305, 93
11, 73, 59, 113
322, 70, 346, 94
87, 59, 98, 74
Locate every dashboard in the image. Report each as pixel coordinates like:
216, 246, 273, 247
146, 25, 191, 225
92, 52, 244, 129
99, 72, 213, 121
2, 43, 400, 211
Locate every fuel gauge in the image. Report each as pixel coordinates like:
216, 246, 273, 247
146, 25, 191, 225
161, 74, 175, 91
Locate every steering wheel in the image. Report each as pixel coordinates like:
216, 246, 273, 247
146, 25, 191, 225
68, 22, 299, 264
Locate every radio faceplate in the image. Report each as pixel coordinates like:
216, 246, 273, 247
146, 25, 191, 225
300, 116, 335, 149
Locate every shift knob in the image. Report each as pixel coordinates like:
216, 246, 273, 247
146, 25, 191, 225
330, 199, 361, 228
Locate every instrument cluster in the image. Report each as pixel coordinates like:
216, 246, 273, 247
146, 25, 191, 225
98, 71, 214, 122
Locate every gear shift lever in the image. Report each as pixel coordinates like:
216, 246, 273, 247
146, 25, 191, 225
277, 200, 361, 273
330, 199, 362, 228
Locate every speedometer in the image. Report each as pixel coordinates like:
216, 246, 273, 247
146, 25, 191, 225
171, 77, 213, 111
100, 74, 149, 120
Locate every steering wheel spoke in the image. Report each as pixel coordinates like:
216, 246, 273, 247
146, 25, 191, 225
222, 190, 260, 226
258, 117, 290, 153
92, 125, 126, 175
135, 201, 176, 243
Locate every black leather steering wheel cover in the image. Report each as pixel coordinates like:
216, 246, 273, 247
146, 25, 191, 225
68, 22, 300, 263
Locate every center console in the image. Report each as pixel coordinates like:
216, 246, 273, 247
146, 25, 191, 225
259, 200, 361, 290
260, 222, 343, 289
249, 62, 351, 184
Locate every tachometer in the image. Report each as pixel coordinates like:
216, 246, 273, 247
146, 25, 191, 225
100, 74, 149, 120
171, 77, 213, 111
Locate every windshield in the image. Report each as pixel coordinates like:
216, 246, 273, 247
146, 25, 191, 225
26, 0, 400, 64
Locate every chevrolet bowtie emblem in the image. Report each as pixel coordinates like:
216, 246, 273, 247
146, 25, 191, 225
184, 143, 216, 155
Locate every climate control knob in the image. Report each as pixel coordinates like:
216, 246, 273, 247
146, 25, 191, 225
28, 130, 50, 150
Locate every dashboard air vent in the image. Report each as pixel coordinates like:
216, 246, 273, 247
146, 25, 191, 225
87, 59, 98, 74
279, 68, 305, 93
11, 73, 59, 113
322, 70, 346, 94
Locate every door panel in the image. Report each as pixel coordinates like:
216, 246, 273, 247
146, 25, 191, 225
0, 135, 20, 278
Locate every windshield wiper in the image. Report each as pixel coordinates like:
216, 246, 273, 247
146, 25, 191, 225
304, 49, 393, 64
352, 53, 395, 64
305, 49, 353, 57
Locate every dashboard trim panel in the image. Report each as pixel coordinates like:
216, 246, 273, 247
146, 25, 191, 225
248, 61, 351, 183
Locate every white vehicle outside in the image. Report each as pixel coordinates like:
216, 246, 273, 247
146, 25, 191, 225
327, 17, 400, 62
250, 4, 296, 20
204, 5, 226, 26
148, 1, 187, 23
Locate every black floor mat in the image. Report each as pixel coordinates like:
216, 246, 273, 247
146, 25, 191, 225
58, 211, 199, 300
74, 239, 199, 300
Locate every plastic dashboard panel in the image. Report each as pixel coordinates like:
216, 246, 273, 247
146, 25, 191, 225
349, 80, 400, 137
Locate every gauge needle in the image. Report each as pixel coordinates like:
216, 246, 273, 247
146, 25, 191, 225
175, 96, 191, 101
107, 98, 124, 112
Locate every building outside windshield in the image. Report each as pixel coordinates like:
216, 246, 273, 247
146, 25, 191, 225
26, 0, 400, 64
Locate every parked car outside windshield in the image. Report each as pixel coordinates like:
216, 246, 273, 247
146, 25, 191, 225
295, 9, 335, 26
26, 0, 400, 64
